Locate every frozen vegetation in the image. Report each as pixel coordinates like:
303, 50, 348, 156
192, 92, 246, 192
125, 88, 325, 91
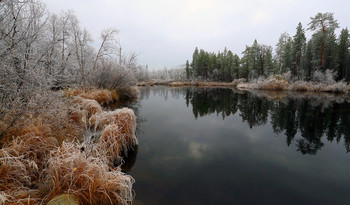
237, 70, 350, 93
0, 0, 140, 204
0, 0, 349, 204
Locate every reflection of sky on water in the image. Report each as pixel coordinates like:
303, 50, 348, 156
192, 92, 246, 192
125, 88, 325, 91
130, 87, 350, 205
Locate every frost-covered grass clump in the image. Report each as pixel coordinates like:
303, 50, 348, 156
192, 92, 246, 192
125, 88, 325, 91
0, 89, 138, 204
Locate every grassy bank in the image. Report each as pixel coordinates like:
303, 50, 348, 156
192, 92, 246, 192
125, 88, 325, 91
0, 87, 139, 204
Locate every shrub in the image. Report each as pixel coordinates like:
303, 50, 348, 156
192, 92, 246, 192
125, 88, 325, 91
312, 69, 337, 85
92, 62, 136, 91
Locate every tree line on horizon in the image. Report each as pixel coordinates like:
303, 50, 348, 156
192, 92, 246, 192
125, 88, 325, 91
185, 12, 350, 82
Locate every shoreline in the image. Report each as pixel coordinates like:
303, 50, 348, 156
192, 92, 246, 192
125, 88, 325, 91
137, 80, 350, 94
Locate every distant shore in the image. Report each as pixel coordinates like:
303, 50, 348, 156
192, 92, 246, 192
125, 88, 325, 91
137, 77, 350, 94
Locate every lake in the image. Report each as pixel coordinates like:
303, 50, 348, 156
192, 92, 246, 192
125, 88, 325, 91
125, 86, 350, 205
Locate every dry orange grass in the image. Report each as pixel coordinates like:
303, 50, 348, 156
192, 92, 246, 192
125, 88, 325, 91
98, 123, 138, 165
0, 139, 135, 204
73, 97, 103, 119
68, 108, 85, 127
0, 135, 59, 203
89, 108, 136, 132
0, 135, 58, 189
79, 90, 114, 105
0, 111, 83, 146
65, 89, 85, 98
45, 141, 134, 204
66, 88, 119, 105
0, 88, 138, 204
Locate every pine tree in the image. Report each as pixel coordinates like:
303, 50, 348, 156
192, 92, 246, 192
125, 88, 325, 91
324, 31, 338, 71
283, 37, 293, 73
185, 60, 190, 80
191, 47, 199, 78
264, 48, 274, 76
226, 50, 234, 82
292, 22, 306, 77
241, 46, 253, 79
276, 32, 292, 74
308, 12, 339, 69
337, 28, 350, 81
233, 54, 240, 79
304, 40, 314, 80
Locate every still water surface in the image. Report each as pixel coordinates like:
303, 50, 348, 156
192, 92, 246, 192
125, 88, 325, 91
126, 87, 350, 205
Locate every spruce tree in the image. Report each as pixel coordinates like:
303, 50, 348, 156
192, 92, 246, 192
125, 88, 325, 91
337, 28, 350, 81
292, 22, 306, 77
304, 40, 314, 80
185, 60, 190, 80
233, 54, 240, 79
191, 47, 199, 78
324, 31, 338, 72
276, 32, 292, 74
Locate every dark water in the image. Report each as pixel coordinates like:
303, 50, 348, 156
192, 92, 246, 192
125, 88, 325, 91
126, 87, 350, 205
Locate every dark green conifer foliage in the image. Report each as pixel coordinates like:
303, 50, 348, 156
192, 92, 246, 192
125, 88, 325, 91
337, 28, 350, 81
292, 22, 306, 77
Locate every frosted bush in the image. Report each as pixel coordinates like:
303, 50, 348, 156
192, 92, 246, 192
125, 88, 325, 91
325, 69, 337, 84
312, 69, 337, 85
93, 61, 136, 90
282, 71, 292, 82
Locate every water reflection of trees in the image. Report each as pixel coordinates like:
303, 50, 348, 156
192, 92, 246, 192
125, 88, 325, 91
183, 88, 350, 155
270, 97, 350, 154
186, 88, 239, 119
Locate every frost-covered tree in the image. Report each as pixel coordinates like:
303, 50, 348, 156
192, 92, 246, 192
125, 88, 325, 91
70, 14, 94, 86
233, 54, 240, 79
0, 0, 139, 139
291, 22, 306, 77
275, 32, 292, 74
92, 28, 119, 73
185, 60, 190, 79
337, 28, 350, 81
241, 45, 253, 79
308, 12, 339, 68
304, 40, 314, 80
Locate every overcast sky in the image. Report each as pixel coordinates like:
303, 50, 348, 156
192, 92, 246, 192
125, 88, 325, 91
42, 0, 349, 70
